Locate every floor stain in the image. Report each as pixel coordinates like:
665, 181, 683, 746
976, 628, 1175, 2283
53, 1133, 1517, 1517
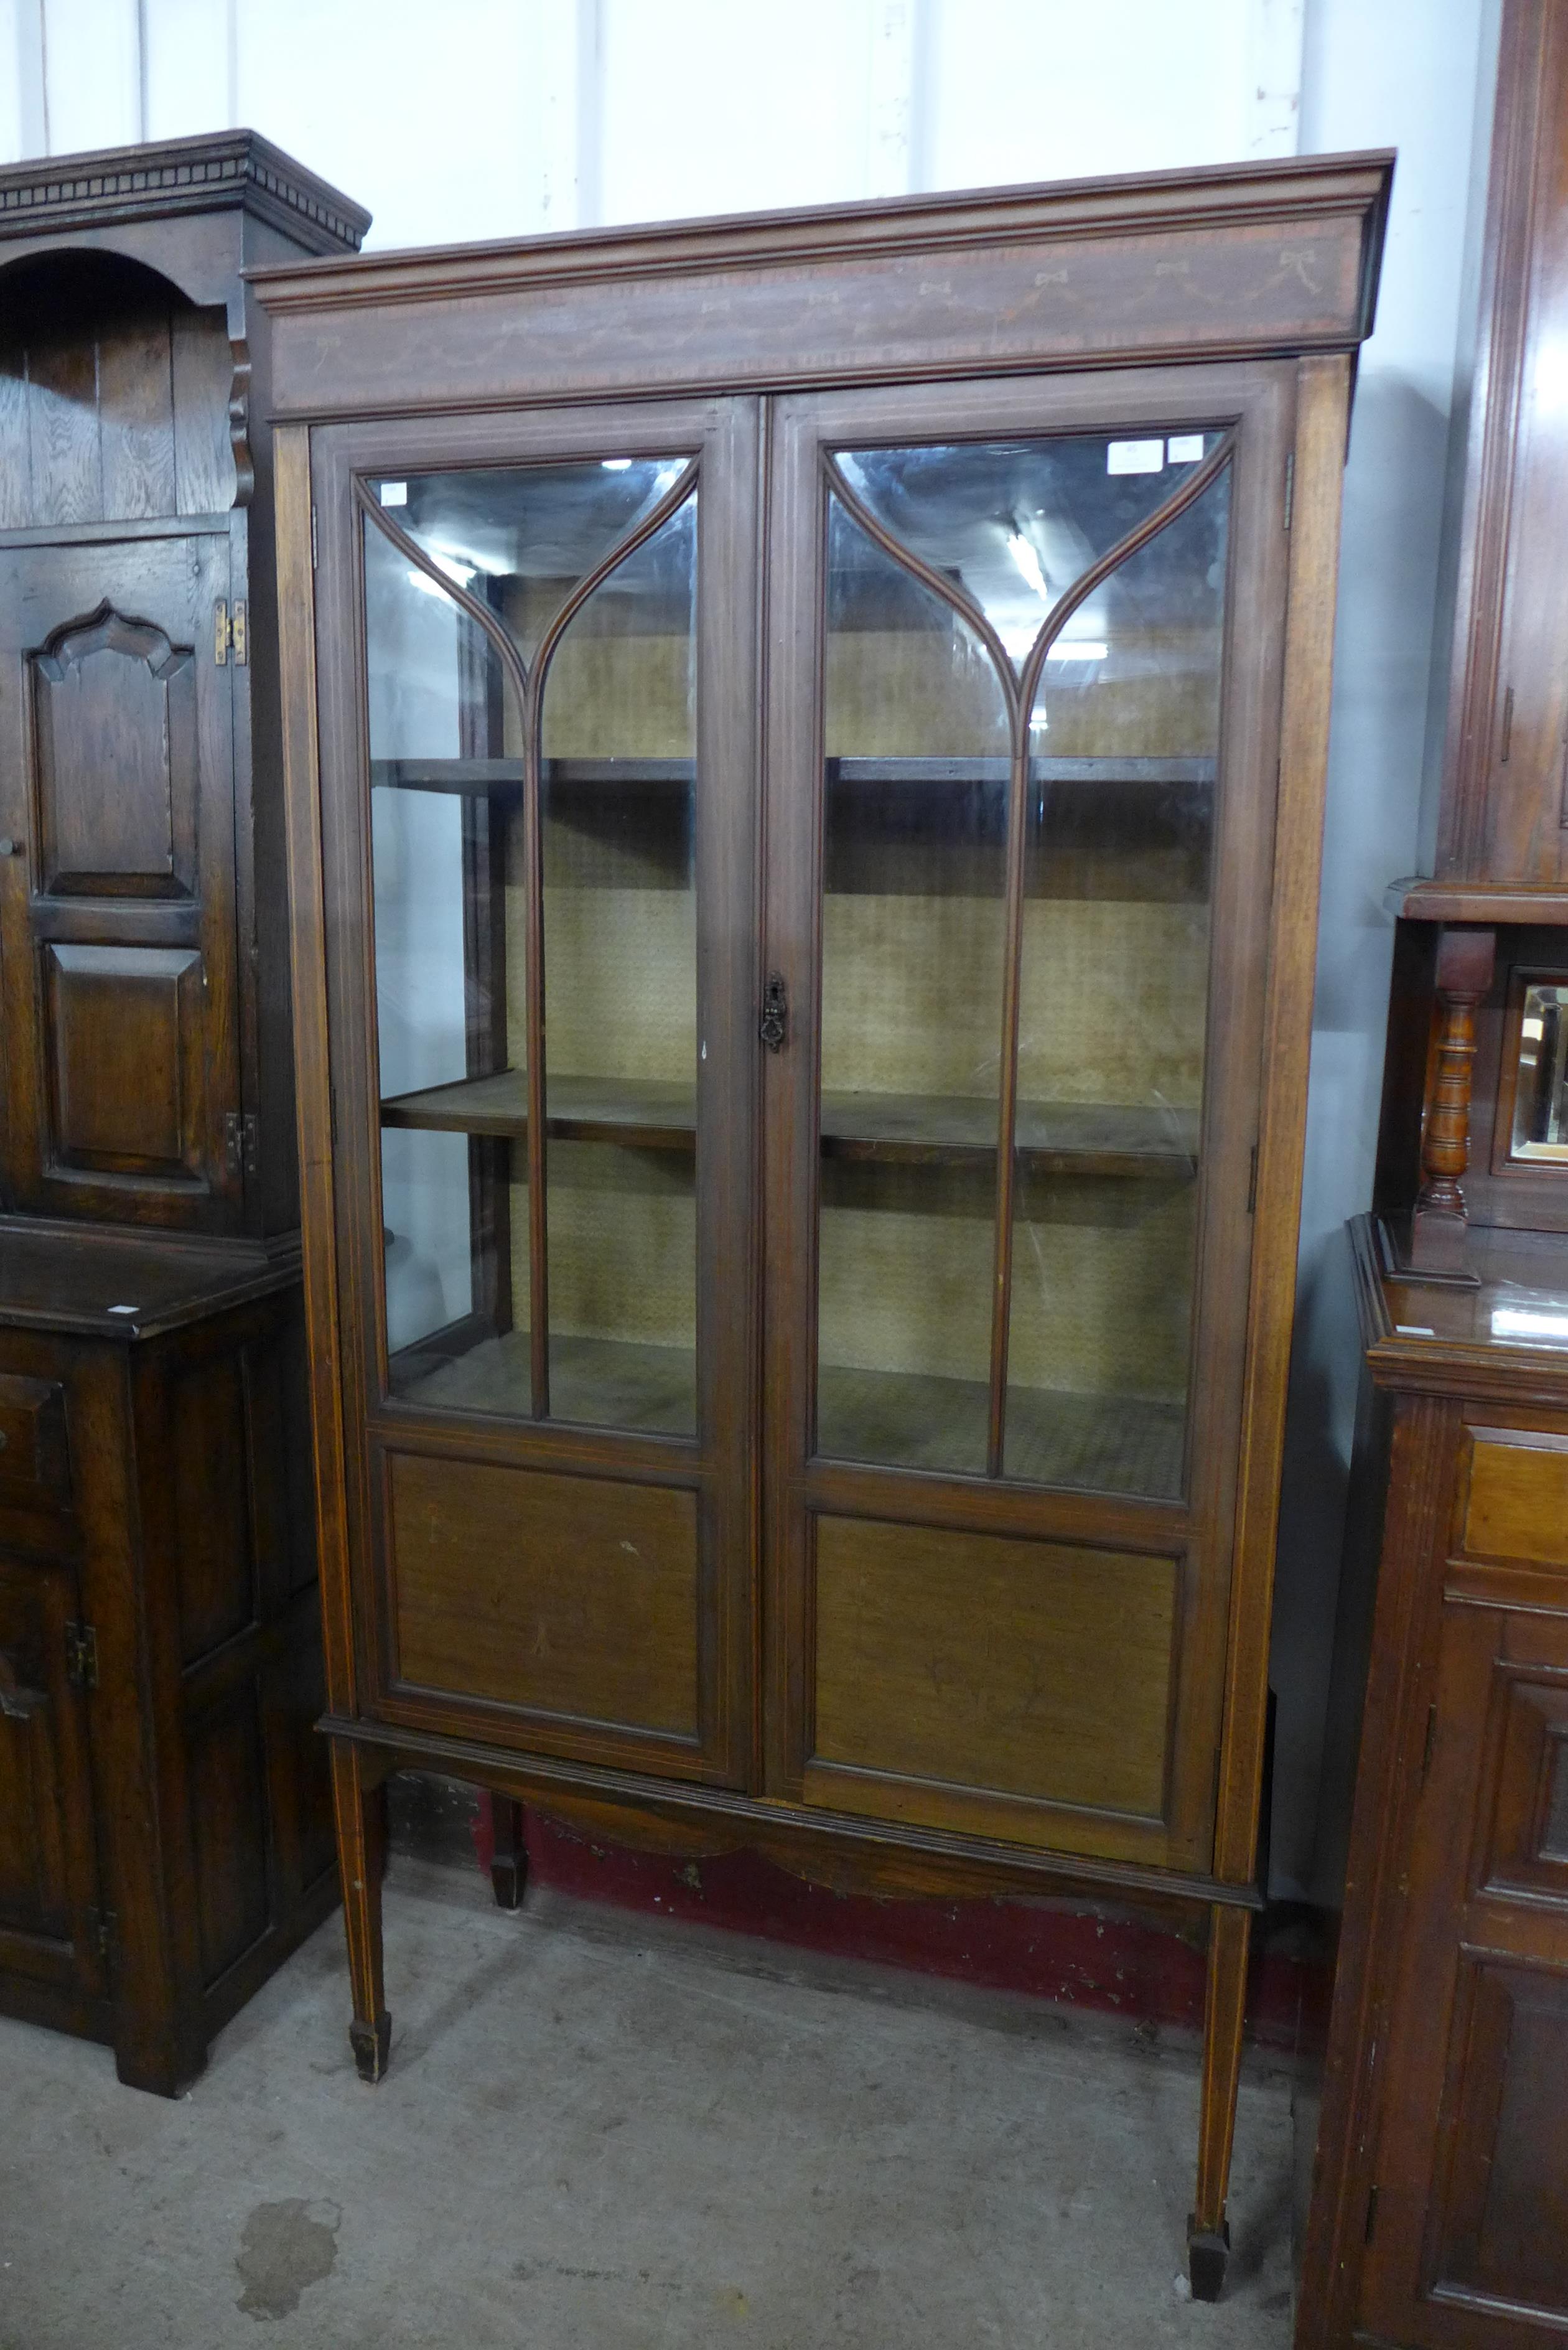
235, 2198, 342, 2321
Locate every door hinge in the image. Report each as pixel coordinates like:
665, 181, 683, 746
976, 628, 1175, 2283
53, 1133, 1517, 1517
1419, 1702, 1438, 1789
329, 1085, 338, 1150
1364, 2183, 1380, 2244
311, 504, 319, 570
1247, 1141, 1259, 1215
223, 1111, 259, 1179
760, 971, 788, 1052
1500, 683, 1514, 764
214, 599, 248, 666
65, 1621, 98, 1690
1283, 451, 1295, 532
85, 1904, 117, 1968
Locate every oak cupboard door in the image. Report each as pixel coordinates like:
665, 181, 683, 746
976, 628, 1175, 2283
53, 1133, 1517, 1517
0, 532, 241, 1229
761, 364, 1295, 1870
1360, 1599, 1568, 2350
0, 1551, 105, 2010
309, 397, 760, 1786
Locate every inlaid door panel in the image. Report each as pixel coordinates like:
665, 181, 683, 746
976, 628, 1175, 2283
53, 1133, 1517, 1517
1363, 1601, 1568, 2348
763, 362, 1295, 1868
311, 397, 758, 1785
0, 530, 240, 1227
0, 1552, 105, 2004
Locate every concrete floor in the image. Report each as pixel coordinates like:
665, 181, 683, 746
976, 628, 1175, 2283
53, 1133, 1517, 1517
2, 1856, 1298, 2348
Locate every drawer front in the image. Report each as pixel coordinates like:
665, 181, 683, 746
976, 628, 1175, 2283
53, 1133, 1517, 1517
0, 1374, 70, 1505
1458, 1427, 1568, 1571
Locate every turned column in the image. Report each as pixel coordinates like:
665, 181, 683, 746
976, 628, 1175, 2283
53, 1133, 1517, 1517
1411, 925, 1495, 1271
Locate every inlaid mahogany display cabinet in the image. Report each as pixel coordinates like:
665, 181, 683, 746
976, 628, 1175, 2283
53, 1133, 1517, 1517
0, 136, 367, 2092
256, 151, 1390, 2293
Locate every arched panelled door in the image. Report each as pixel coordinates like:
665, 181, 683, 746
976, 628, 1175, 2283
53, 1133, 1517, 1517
312, 400, 761, 1789
762, 366, 1294, 1873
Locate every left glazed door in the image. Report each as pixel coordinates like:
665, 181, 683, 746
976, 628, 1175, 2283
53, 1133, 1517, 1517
312, 399, 760, 1787
0, 531, 241, 1228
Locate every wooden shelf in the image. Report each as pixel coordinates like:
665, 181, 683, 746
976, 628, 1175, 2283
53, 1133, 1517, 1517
822, 1090, 1198, 1174
380, 1070, 1199, 1175
370, 753, 1217, 797
382, 1069, 694, 1150
394, 1327, 1183, 1497
819, 1362, 1186, 1498
396, 1330, 696, 1435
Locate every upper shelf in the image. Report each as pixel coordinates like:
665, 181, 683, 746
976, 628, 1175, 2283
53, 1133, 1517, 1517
380, 1069, 1198, 1175
370, 754, 1217, 797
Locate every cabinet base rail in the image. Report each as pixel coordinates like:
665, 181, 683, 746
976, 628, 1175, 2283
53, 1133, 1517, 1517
322, 1718, 1262, 2298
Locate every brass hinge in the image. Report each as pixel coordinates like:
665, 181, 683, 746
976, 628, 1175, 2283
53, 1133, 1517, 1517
1247, 1141, 1259, 1215
65, 1621, 98, 1690
223, 1111, 259, 1180
85, 1904, 117, 1968
1364, 2183, 1380, 2243
1283, 451, 1295, 532
214, 600, 249, 666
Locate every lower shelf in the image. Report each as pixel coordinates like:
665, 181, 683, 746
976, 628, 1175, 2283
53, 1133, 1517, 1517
391, 1330, 1184, 1497
396, 1331, 697, 1435
819, 1362, 1184, 1496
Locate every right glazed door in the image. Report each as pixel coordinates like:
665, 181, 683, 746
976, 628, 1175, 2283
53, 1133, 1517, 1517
762, 364, 1295, 1871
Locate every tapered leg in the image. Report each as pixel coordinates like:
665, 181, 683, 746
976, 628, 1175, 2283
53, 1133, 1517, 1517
1188, 1903, 1251, 2300
330, 1741, 391, 2084
490, 1795, 528, 1911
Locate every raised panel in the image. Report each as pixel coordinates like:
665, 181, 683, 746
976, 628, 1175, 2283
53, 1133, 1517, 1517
0, 1555, 100, 1993
185, 1685, 271, 1986
811, 1515, 1178, 1820
1430, 1959, 1568, 2321
1460, 1429, 1568, 1570
31, 608, 195, 899
388, 1451, 700, 1739
169, 1353, 255, 1665
0, 1591, 69, 1942
1481, 1670, 1568, 1901
0, 1374, 70, 1505
45, 942, 207, 1182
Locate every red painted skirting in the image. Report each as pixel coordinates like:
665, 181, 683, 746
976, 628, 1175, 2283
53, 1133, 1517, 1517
474, 1796, 1309, 2049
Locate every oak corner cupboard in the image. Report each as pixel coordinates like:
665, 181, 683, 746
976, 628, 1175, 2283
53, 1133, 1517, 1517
254, 153, 1391, 2297
0, 134, 368, 2094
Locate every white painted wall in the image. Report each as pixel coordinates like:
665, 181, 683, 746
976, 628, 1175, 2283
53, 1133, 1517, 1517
0, 0, 1493, 1896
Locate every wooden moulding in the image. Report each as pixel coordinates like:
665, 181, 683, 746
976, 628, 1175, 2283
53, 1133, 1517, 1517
1211, 352, 1353, 1889
250, 152, 1391, 421
322, 1713, 1266, 1919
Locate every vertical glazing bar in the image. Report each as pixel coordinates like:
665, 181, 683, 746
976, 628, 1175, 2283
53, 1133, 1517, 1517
523, 689, 549, 1420
984, 724, 1030, 1477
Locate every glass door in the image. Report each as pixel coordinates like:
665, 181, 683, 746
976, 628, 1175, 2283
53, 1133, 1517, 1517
312, 399, 758, 1786
763, 365, 1295, 1868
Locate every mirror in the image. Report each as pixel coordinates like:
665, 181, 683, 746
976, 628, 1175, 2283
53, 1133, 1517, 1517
1511, 981, 1568, 1160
